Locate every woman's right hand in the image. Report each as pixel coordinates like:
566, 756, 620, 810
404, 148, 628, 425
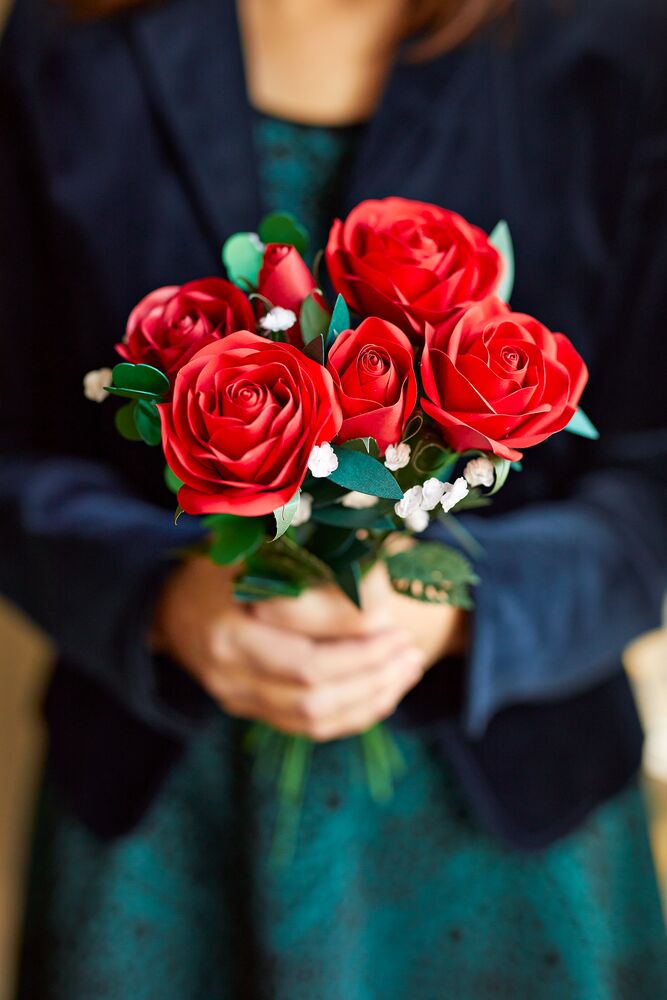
152, 557, 425, 741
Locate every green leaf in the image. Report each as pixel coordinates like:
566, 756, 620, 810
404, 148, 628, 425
328, 447, 403, 500
302, 334, 325, 365
300, 292, 330, 345
325, 294, 350, 351
310, 503, 392, 530
234, 573, 304, 602
565, 407, 600, 441
384, 542, 479, 605
111, 362, 169, 398
164, 465, 184, 494
273, 491, 300, 540
105, 386, 163, 402
208, 515, 265, 566
488, 457, 511, 496
114, 402, 142, 441
134, 398, 162, 446
174, 505, 185, 525
222, 231, 264, 289
258, 211, 309, 257
489, 220, 515, 304
331, 560, 362, 608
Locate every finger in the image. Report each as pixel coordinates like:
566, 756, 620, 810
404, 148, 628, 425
251, 585, 391, 639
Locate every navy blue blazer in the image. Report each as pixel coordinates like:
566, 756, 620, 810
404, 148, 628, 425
1, 0, 666, 848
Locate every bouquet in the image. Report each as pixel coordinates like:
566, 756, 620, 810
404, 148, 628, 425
85, 198, 596, 859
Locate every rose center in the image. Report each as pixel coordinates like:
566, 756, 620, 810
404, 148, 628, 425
228, 380, 262, 407
499, 345, 528, 371
360, 347, 390, 377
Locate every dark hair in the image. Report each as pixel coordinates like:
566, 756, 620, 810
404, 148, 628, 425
64, 0, 510, 57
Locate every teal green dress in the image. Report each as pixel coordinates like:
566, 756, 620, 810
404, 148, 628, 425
18, 116, 667, 1000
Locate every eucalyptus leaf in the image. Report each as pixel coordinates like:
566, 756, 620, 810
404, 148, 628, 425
488, 457, 511, 496
489, 219, 515, 304
134, 398, 162, 446
325, 294, 350, 351
259, 211, 309, 257
114, 402, 142, 442
300, 292, 330, 345
328, 447, 403, 500
385, 542, 478, 605
273, 491, 300, 540
222, 231, 264, 289
111, 362, 169, 398
565, 408, 600, 441
208, 515, 265, 566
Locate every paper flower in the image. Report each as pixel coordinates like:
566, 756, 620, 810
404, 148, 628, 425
406, 509, 429, 533
308, 442, 339, 479
259, 306, 297, 334
83, 368, 113, 403
440, 477, 469, 513
292, 492, 313, 527
341, 491, 379, 509
384, 442, 411, 471
394, 485, 424, 519
464, 457, 495, 488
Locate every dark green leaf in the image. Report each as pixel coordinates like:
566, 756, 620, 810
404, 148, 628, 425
310, 503, 392, 530
164, 465, 183, 494
328, 447, 403, 500
234, 573, 303, 602
302, 334, 325, 365
273, 491, 300, 540
331, 560, 362, 608
258, 211, 309, 257
300, 292, 330, 345
222, 231, 264, 289
325, 294, 350, 351
208, 515, 265, 566
111, 362, 169, 398
105, 386, 163, 402
114, 401, 142, 441
134, 398, 162, 446
385, 542, 479, 605
565, 407, 600, 441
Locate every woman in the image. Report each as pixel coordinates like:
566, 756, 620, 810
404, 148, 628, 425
1, 0, 666, 996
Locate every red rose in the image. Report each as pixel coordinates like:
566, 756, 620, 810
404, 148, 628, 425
325, 197, 503, 339
326, 318, 417, 453
159, 332, 342, 516
258, 244, 317, 345
116, 278, 255, 383
420, 298, 588, 461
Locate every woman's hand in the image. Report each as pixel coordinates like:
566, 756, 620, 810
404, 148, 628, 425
152, 557, 426, 741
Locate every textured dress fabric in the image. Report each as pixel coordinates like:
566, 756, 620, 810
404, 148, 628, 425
17, 116, 667, 1000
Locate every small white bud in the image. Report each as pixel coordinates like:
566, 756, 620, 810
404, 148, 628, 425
83, 368, 113, 403
308, 442, 339, 478
420, 478, 447, 511
406, 509, 430, 533
291, 492, 313, 527
440, 477, 470, 513
340, 491, 379, 509
384, 442, 411, 471
394, 485, 424, 519
259, 306, 297, 334
463, 457, 495, 489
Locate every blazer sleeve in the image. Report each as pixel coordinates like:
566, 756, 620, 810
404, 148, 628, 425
436, 70, 667, 739
0, 19, 209, 739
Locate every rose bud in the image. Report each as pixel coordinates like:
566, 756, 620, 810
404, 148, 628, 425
326, 317, 417, 454
325, 197, 503, 340
258, 244, 317, 345
116, 278, 255, 384
420, 298, 588, 461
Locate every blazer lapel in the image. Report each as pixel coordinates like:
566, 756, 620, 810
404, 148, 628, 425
127, 0, 261, 251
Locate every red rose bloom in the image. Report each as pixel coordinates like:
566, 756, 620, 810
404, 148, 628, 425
326, 318, 417, 453
258, 244, 317, 345
116, 278, 255, 383
420, 298, 588, 461
326, 197, 503, 339
159, 332, 342, 516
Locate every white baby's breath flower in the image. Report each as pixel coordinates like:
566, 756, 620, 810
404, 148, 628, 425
291, 492, 313, 527
440, 477, 470, 513
463, 456, 495, 489
384, 442, 411, 471
340, 491, 379, 510
394, 485, 424, 520
421, 478, 447, 511
248, 232, 266, 252
406, 509, 430, 534
83, 368, 113, 403
308, 442, 338, 478
259, 306, 297, 334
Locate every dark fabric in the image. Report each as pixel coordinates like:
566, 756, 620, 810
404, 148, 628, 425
1, 0, 666, 846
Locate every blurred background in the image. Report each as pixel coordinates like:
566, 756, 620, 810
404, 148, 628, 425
0, 0, 665, 997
